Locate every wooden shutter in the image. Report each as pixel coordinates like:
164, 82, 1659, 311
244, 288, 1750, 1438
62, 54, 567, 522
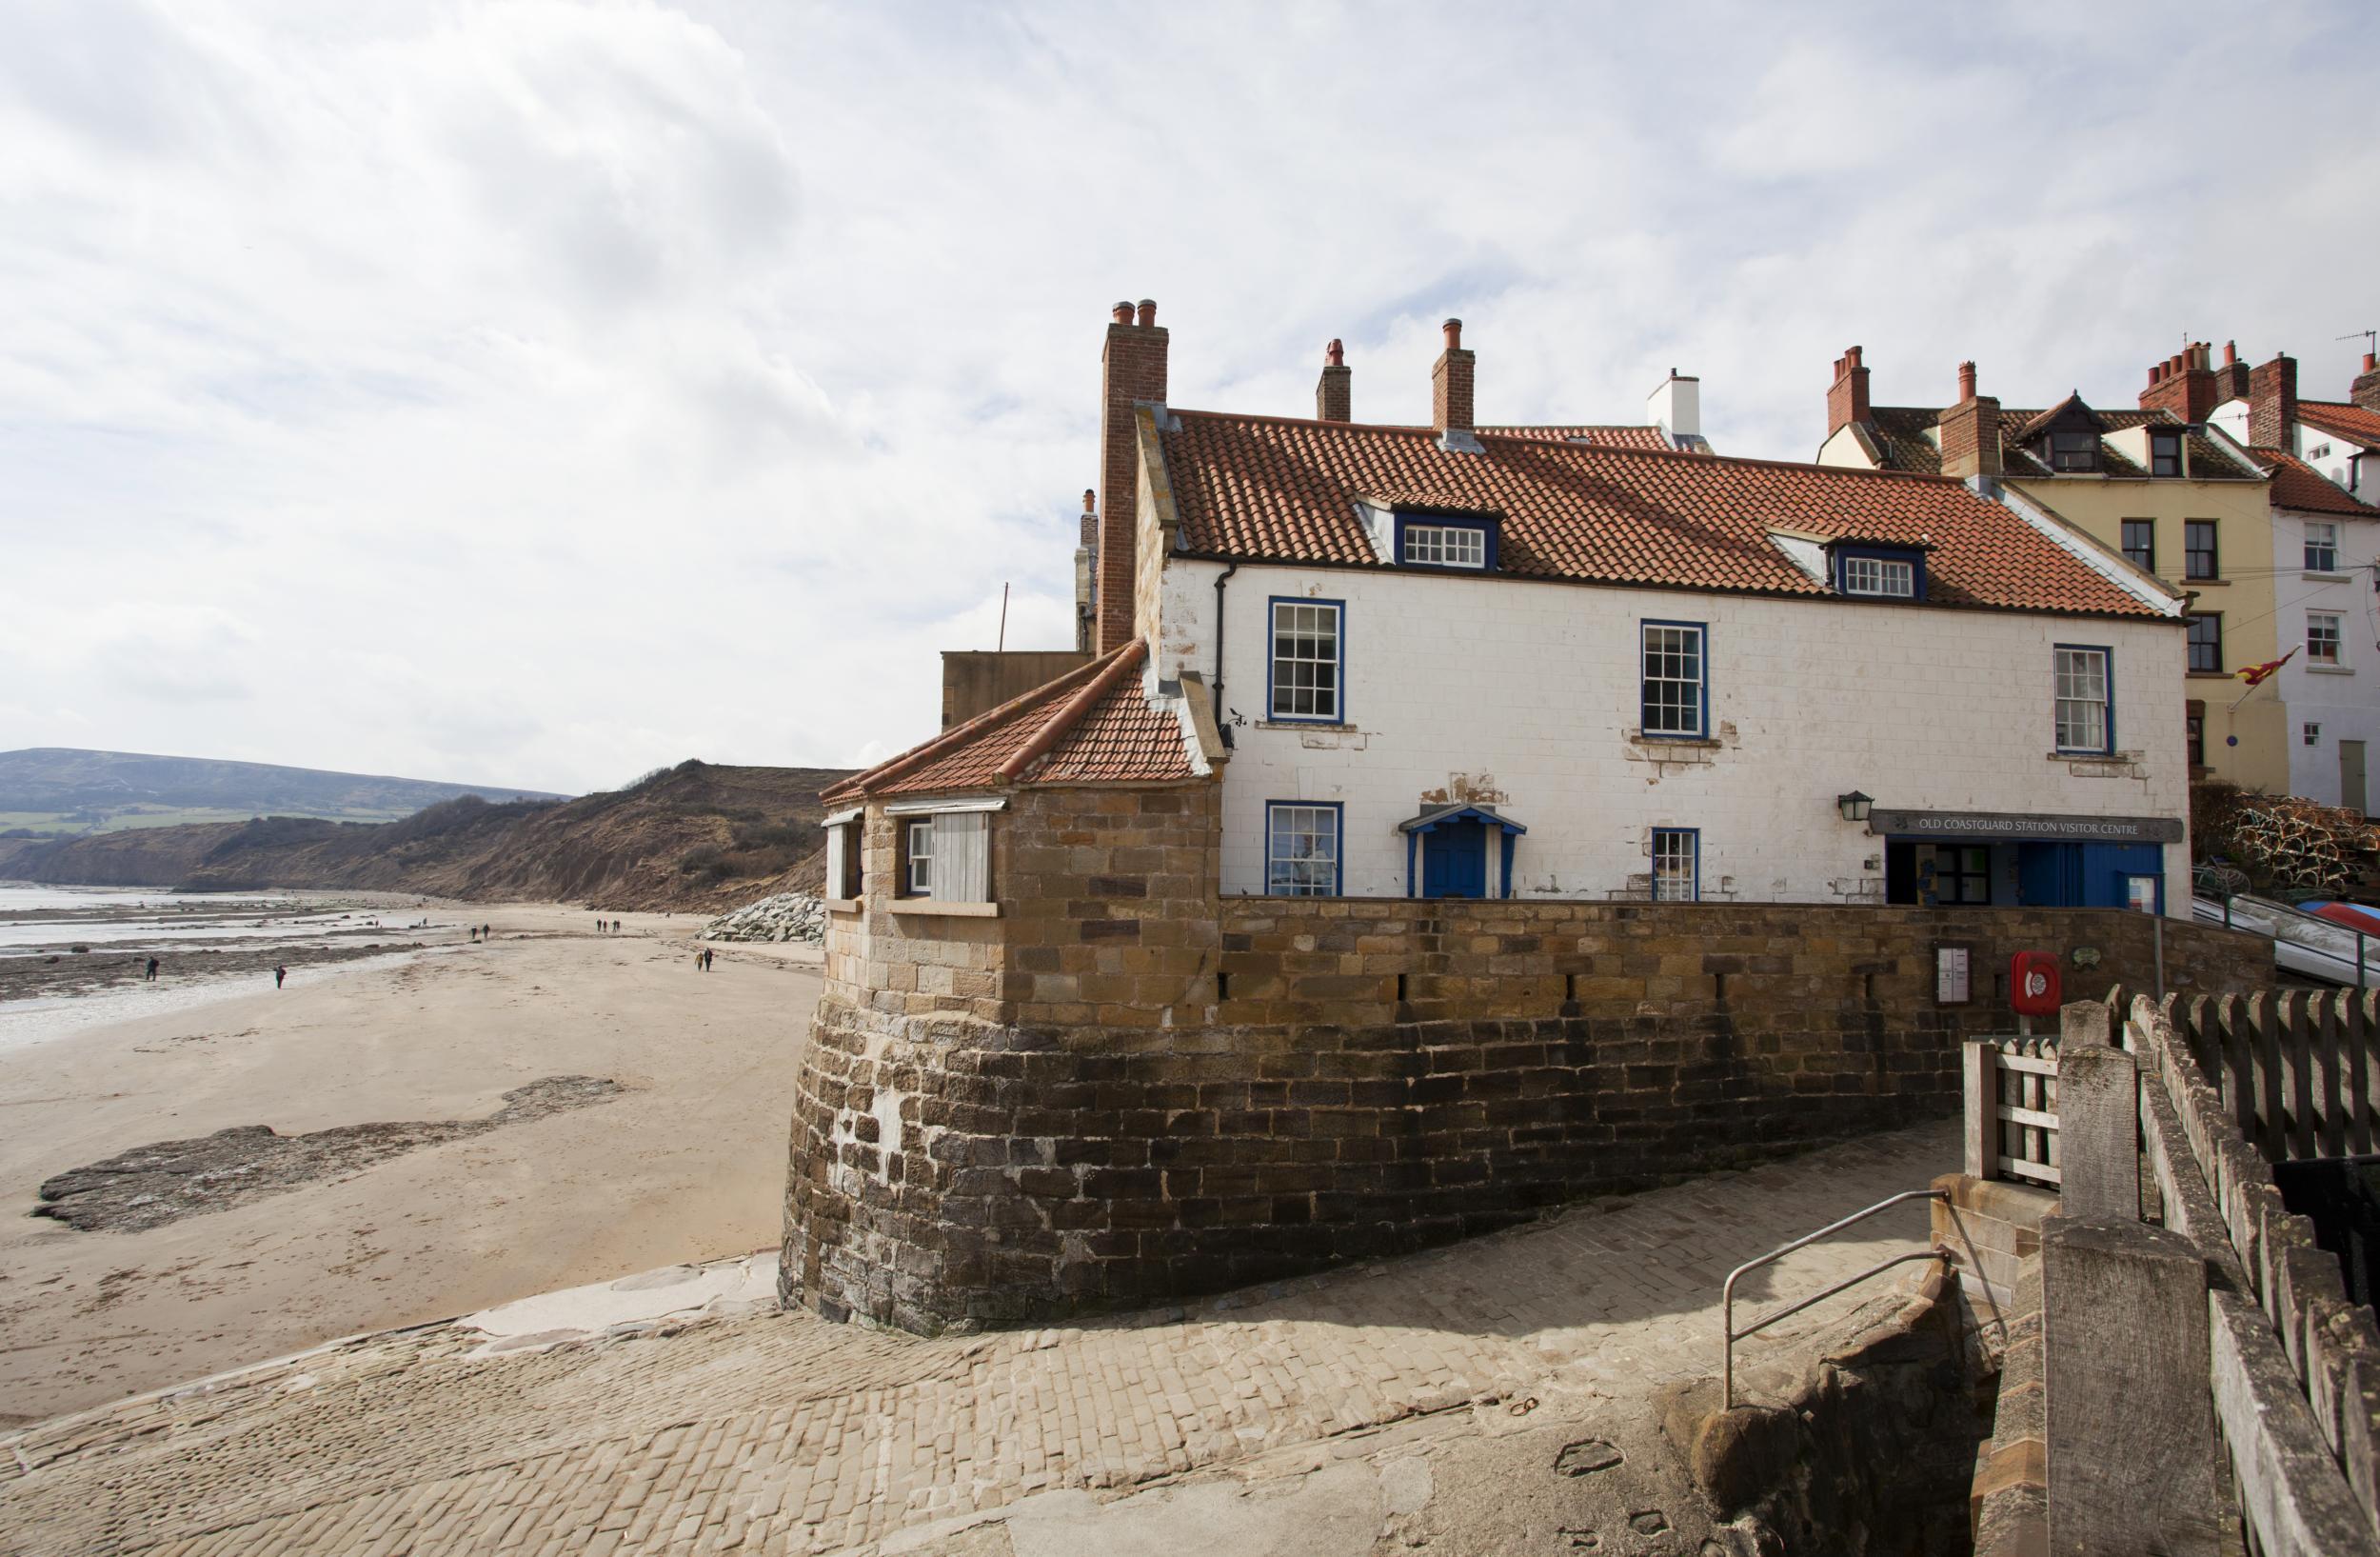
939, 811, 990, 903
823, 824, 849, 900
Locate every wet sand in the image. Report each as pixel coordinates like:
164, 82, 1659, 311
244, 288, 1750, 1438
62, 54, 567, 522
0, 903, 814, 1427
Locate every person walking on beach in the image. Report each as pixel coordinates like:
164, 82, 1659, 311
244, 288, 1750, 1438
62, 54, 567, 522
703, 947, 714, 971
482, 923, 491, 941
274, 965, 287, 988
144, 956, 159, 982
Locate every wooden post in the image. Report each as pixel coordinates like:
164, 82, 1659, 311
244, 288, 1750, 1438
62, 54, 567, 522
2282, 990, 2316, 1160
2351, 990, 2376, 1155
2217, 994, 2252, 1137
1964, 1040, 1993, 1181
2040, 1219, 2218, 1555
2058, 1043, 2141, 1221
2317, 990, 2349, 1159
2251, 992, 2287, 1163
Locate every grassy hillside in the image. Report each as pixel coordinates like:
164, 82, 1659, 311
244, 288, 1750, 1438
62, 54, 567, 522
0, 748, 565, 838
0, 761, 854, 911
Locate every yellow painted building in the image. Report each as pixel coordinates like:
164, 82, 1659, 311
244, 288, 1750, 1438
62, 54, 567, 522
1816, 349, 2283, 792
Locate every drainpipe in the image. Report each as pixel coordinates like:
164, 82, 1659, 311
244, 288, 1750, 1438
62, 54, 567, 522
1211, 560, 1240, 749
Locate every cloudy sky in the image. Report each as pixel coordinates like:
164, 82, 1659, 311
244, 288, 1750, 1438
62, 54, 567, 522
2, 1, 2372, 794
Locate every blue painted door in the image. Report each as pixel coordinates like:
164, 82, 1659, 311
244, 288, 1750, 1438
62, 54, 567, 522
1423, 820, 1489, 898
2015, 842, 2163, 908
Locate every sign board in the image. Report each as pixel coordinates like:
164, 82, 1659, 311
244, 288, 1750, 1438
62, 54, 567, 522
1935, 945, 1972, 1006
1868, 808, 2185, 845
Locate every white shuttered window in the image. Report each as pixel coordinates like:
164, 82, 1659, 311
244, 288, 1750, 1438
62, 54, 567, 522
936, 811, 990, 903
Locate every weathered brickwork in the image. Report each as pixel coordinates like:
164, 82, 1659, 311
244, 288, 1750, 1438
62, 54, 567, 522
789, 797, 2272, 1330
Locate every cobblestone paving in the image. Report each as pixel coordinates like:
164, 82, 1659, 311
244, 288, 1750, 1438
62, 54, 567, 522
0, 1120, 1954, 1556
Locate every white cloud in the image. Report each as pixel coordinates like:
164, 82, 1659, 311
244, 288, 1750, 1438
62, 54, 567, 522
0, 0, 2373, 791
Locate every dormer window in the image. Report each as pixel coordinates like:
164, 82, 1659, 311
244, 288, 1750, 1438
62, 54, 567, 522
2048, 430, 2101, 472
2150, 429, 2183, 477
1830, 543, 1927, 601
1393, 511, 1497, 570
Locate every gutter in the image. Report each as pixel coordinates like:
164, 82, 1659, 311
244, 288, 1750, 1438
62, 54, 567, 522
1211, 560, 1239, 749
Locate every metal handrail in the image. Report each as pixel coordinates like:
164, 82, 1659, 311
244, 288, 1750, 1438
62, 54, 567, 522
1721, 1188, 1948, 1409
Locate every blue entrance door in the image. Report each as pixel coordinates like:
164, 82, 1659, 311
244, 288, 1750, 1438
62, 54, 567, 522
1422, 820, 1489, 898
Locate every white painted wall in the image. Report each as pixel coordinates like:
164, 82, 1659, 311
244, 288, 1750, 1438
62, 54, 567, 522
1155, 558, 2192, 911
2271, 506, 2380, 808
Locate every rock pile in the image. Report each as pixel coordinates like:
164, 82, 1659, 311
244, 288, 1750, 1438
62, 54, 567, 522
703, 892, 825, 945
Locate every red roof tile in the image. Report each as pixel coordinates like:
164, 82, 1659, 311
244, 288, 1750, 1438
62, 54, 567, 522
2301, 400, 2380, 449
1479, 424, 1673, 450
1158, 411, 2163, 618
827, 641, 1196, 801
2251, 446, 2380, 517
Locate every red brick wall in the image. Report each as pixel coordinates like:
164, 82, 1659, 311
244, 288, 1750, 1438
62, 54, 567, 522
1828, 347, 1871, 434
1097, 319, 1167, 653
2250, 354, 2298, 449
1938, 394, 2003, 479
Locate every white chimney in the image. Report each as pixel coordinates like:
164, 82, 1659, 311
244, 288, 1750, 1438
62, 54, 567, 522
1648, 369, 1700, 445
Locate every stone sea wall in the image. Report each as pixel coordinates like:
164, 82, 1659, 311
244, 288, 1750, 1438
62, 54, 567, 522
783, 892, 2271, 1330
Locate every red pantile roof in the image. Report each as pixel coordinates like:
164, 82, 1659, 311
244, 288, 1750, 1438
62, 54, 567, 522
1480, 424, 1673, 450
825, 640, 1197, 801
1157, 412, 2165, 618
2251, 446, 2380, 518
2301, 400, 2380, 449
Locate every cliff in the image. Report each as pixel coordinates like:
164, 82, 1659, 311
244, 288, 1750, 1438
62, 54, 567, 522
0, 761, 853, 911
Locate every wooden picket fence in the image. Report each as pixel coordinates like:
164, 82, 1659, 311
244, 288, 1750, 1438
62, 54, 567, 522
2106, 984, 2380, 1166
1966, 1037, 2062, 1188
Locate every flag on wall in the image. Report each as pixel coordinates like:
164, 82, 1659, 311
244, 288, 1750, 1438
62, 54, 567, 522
2236, 647, 2298, 688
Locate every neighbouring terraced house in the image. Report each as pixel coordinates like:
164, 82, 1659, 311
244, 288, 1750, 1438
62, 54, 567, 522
1818, 340, 2380, 812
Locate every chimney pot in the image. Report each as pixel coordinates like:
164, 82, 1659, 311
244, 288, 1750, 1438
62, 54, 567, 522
1957, 361, 1977, 402
2366, 352, 2377, 372
1136, 299, 1157, 328
2223, 341, 2237, 366
1325, 338, 1344, 368
1081, 489, 1095, 513
1442, 318, 1462, 349
1111, 301, 1134, 325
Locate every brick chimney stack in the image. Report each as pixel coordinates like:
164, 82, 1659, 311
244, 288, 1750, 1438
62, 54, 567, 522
2214, 341, 2250, 404
1316, 339, 1352, 423
2249, 352, 2298, 449
2353, 350, 2380, 414
2140, 341, 2222, 423
1097, 298, 1167, 654
1938, 360, 2003, 480
1432, 319, 1478, 449
1827, 346, 1872, 435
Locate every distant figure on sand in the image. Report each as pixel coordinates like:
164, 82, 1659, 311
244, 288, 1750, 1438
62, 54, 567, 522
482, 924, 491, 941
701, 948, 714, 971
274, 965, 287, 988
469, 928, 479, 943
144, 957, 159, 982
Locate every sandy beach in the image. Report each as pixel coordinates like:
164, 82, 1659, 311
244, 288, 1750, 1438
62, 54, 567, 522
0, 902, 814, 1427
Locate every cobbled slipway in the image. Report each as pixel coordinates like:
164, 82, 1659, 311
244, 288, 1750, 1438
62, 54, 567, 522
0, 1120, 1955, 1556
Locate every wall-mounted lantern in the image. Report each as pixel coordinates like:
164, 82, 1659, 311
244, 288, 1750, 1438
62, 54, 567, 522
1836, 790, 1874, 824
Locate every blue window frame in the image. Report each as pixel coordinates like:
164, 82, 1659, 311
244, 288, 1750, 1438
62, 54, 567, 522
1652, 828, 1699, 902
1267, 596, 1346, 723
1265, 800, 1343, 896
2053, 644, 2114, 755
1639, 620, 1708, 738
1394, 511, 1498, 571
1831, 544, 1927, 601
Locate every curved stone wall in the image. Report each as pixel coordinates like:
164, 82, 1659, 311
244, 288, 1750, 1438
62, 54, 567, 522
782, 899, 2271, 1331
